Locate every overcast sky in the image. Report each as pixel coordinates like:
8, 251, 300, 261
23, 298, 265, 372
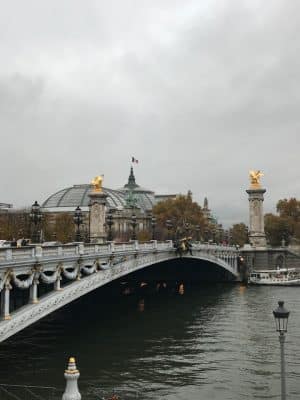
0, 0, 299, 226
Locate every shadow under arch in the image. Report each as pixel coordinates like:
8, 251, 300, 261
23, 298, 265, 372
118, 257, 237, 284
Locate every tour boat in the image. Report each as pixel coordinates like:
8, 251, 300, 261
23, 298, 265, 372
249, 268, 300, 286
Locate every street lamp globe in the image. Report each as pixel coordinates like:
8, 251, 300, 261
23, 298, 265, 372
273, 300, 290, 333
31, 201, 40, 213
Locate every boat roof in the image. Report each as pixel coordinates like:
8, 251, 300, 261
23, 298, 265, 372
251, 268, 296, 273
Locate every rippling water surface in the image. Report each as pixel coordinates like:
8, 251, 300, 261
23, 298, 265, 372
0, 280, 299, 399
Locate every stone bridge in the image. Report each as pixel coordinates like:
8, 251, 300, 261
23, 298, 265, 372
0, 241, 239, 342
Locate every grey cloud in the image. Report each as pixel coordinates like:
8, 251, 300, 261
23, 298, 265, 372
0, 0, 299, 225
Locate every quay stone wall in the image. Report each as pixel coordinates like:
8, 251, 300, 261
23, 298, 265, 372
241, 247, 300, 272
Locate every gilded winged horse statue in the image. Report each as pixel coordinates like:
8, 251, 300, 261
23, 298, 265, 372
249, 170, 263, 187
91, 175, 103, 192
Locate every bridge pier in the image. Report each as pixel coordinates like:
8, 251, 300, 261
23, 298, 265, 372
29, 278, 39, 304
55, 275, 62, 291
1, 283, 11, 320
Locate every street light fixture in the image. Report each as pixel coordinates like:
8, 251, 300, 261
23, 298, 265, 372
195, 225, 201, 242
73, 206, 83, 242
204, 228, 209, 243
106, 210, 114, 242
30, 201, 42, 243
273, 300, 290, 400
131, 213, 137, 241
245, 226, 249, 244
166, 219, 173, 240
184, 222, 190, 236
151, 215, 156, 240
212, 228, 217, 244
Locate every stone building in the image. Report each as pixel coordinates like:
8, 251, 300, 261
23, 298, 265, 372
0, 203, 13, 214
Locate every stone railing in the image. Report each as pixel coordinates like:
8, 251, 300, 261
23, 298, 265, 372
0, 240, 165, 265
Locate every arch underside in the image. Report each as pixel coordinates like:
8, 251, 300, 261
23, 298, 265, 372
0, 253, 238, 342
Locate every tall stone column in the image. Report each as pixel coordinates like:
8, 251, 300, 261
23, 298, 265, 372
246, 171, 267, 248
88, 176, 107, 243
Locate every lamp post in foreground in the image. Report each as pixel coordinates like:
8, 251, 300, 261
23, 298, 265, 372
273, 300, 290, 400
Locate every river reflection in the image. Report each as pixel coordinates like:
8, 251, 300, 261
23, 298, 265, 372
0, 282, 299, 400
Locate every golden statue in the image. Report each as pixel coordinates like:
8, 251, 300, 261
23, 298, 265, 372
249, 170, 263, 188
91, 175, 103, 192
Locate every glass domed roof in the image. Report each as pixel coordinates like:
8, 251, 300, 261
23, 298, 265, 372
42, 185, 128, 210
42, 168, 156, 212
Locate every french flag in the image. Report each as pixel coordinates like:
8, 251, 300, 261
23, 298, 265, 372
131, 157, 139, 164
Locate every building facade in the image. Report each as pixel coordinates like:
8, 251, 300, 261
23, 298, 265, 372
42, 168, 177, 240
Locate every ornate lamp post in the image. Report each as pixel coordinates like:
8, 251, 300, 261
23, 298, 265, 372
195, 225, 201, 242
30, 201, 42, 243
131, 213, 137, 240
212, 228, 217, 243
204, 228, 209, 243
273, 300, 290, 400
73, 206, 83, 242
166, 219, 173, 240
184, 222, 190, 237
217, 224, 223, 244
151, 215, 156, 240
106, 210, 114, 241
245, 226, 249, 244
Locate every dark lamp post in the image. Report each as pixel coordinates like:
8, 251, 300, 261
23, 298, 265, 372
106, 210, 114, 242
151, 216, 156, 240
131, 213, 137, 241
196, 225, 201, 242
166, 219, 173, 240
204, 229, 209, 242
30, 201, 42, 243
184, 223, 189, 236
245, 226, 249, 244
73, 206, 83, 242
273, 300, 290, 400
212, 229, 217, 243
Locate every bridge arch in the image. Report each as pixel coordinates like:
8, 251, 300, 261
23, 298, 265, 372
0, 242, 239, 342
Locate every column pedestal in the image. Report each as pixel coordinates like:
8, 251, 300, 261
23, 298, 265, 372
88, 191, 107, 243
246, 187, 267, 248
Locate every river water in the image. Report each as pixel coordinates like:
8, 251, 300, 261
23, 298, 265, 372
0, 277, 299, 399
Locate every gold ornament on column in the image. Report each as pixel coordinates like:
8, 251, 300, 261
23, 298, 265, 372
249, 170, 264, 189
91, 175, 103, 192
